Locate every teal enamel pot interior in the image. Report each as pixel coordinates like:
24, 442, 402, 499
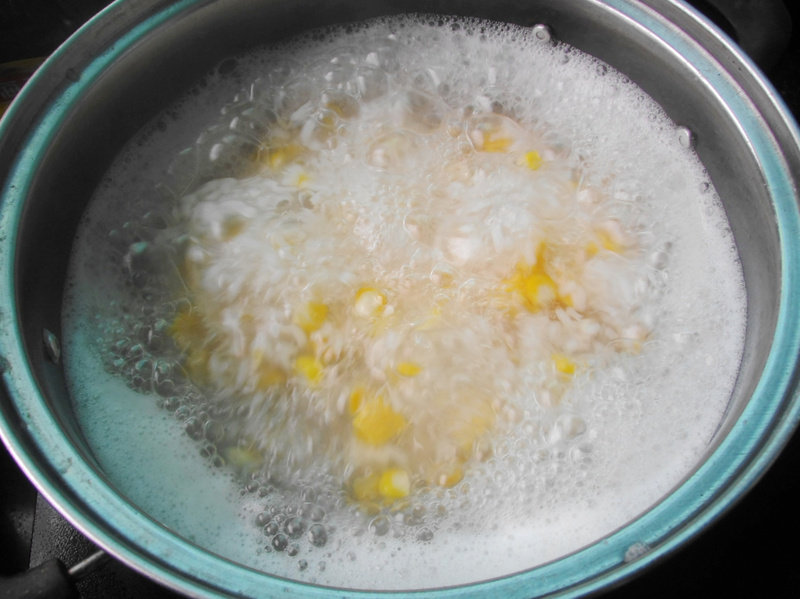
1, 0, 800, 597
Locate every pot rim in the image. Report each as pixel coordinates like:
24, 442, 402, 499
1, 1, 799, 597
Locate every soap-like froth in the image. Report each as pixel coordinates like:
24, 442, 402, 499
62, 15, 746, 590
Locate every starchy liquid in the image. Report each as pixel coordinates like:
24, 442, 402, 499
62, 15, 746, 589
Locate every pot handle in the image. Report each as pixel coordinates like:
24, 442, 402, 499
687, 0, 793, 72
0, 559, 78, 599
0, 551, 109, 599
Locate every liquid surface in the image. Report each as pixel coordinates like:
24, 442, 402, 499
63, 15, 746, 589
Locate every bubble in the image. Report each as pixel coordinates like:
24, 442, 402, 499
271, 534, 289, 552
203, 419, 226, 443
416, 528, 434, 542
320, 90, 360, 119
300, 502, 325, 522
184, 417, 203, 441
275, 77, 315, 115
568, 444, 593, 465
556, 414, 587, 441
199, 442, 217, 459
229, 103, 276, 141
405, 504, 426, 526
355, 66, 389, 101
368, 516, 390, 537
308, 523, 328, 547
367, 130, 419, 170
648, 248, 670, 270
111, 337, 131, 356
160, 396, 181, 412
401, 89, 445, 131
197, 129, 261, 178
364, 42, 401, 72
127, 343, 146, 359
284, 516, 307, 538
154, 377, 177, 397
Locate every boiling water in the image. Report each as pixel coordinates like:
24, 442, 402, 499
63, 15, 746, 589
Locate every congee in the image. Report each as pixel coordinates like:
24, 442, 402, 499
63, 15, 746, 589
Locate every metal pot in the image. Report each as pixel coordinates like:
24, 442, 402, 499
1, 0, 799, 597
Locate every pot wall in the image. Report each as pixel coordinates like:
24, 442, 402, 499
1, 1, 799, 597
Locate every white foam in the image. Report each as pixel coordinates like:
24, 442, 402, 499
62, 15, 746, 590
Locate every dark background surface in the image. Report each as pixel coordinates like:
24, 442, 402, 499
1, 1, 799, 597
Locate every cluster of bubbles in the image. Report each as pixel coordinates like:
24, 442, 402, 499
252, 487, 333, 567
93, 220, 345, 561
97, 299, 345, 561
150, 18, 556, 202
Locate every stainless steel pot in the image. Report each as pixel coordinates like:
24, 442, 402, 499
1, 1, 799, 597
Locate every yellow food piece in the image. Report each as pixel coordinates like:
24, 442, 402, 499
587, 228, 624, 256
294, 354, 323, 385
294, 171, 310, 187
349, 386, 366, 415
469, 114, 519, 153
552, 353, 577, 376
264, 143, 304, 170
170, 307, 206, 351
351, 472, 381, 502
378, 468, 411, 499
184, 347, 212, 383
221, 216, 246, 240
223, 445, 263, 474
416, 303, 444, 331
432, 464, 464, 488
256, 364, 287, 389
598, 229, 623, 253
352, 396, 406, 445
293, 301, 328, 334
354, 286, 386, 318
396, 362, 422, 377
481, 135, 512, 153
521, 271, 557, 307
253, 347, 287, 388
520, 150, 543, 170
170, 307, 215, 382
503, 243, 574, 313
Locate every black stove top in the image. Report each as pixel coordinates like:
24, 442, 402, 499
1, 1, 799, 597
